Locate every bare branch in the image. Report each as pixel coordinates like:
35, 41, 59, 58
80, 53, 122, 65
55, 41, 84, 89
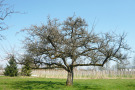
74, 63, 102, 67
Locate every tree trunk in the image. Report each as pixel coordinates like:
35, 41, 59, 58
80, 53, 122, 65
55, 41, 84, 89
66, 70, 73, 86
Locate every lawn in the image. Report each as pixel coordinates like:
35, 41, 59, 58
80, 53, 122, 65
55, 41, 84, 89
0, 76, 135, 90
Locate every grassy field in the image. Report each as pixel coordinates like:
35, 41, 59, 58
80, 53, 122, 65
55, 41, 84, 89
0, 76, 135, 90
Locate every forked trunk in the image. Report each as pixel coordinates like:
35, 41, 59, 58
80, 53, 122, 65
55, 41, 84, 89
66, 70, 73, 86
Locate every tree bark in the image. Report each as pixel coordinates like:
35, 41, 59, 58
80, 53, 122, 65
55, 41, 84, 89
66, 69, 73, 86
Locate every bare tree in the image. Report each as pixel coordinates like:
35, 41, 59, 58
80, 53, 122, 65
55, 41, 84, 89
22, 16, 130, 86
0, 0, 14, 38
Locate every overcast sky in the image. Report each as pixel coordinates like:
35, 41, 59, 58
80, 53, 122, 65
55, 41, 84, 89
0, 0, 135, 66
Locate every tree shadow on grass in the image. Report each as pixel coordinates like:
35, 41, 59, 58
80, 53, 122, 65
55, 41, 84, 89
73, 83, 101, 90
12, 80, 65, 90
12, 80, 101, 90
127, 83, 135, 88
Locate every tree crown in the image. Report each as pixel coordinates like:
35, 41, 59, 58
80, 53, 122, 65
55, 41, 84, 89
23, 16, 130, 71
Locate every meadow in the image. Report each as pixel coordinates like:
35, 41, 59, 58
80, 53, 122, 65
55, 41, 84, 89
0, 76, 135, 90
0, 69, 135, 90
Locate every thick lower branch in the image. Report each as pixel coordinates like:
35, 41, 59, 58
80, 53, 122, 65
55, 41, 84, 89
32, 66, 66, 70
74, 63, 103, 67
102, 56, 110, 66
62, 57, 69, 68
33, 61, 68, 71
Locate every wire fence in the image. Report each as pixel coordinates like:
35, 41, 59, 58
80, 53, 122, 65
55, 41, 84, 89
0, 69, 135, 79
31, 69, 135, 79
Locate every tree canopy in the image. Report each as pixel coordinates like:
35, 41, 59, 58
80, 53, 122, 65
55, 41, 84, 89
22, 16, 130, 86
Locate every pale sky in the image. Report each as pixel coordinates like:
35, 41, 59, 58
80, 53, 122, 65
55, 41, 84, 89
0, 0, 135, 66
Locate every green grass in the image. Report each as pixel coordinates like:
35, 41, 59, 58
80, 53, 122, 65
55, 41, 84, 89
0, 76, 135, 90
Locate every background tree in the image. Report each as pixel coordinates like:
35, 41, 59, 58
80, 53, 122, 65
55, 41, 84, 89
20, 54, 32, 76
0, 0, 15, 39
4, 55, 18, 77
22, 16, 130, 86
116, 58, 129, 70
116, 62, 125, 70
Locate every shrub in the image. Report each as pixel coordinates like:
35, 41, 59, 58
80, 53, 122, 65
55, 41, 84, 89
21, 55, 32, 76
21, 63, 32, 76
4, 55, 18, 77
